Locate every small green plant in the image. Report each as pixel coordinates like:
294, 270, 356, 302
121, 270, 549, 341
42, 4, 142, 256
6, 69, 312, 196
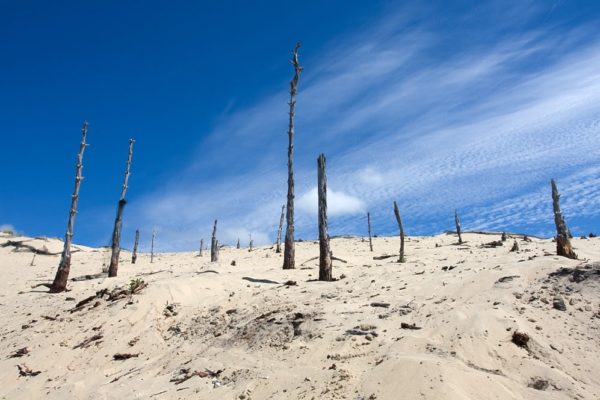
128, 278, 146, 294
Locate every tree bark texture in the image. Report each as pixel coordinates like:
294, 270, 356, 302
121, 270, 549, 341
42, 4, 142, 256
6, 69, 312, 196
317, 154, 333, 281
393, 201, 405, 263
455, 209, 463, 244
367, 212, 373, 252
211, 220, 218, 262
551, 179, 577, 259
276, 205, 285, 253
132, 229, 139, 264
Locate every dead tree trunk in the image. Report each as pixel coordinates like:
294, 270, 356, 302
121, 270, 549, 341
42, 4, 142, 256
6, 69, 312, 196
551, 179, 577, 259
454, 209, 463, 244
367, 212, 373, 252
276, 205, 285, 253
108, 139, 135, 277
236, 238, 240, 249
249, 234, 253, 252
317, 154, 332, 281
283, 43, 302, 270
132, 229, 139, 264
50, 122, 89, 293
199, 238, 204, 256
150, 230, 155, 263
393, 201, 405, 263
210, 220, 218, 262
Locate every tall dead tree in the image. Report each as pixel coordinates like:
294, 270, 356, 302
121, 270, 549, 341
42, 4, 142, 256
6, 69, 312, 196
210, 220, 218, 262
551, 179, 577, 259
108, 139, 135, 277
150, 229, 155, 263
454, 209, 463, 244
393, 201, 405, 263
236, 238, 240, 249
317, 154, 332, 281
50, 122, 89, 293
132, 229, 139, 264
199, 238, 204, 256
283, 42, 303, 270
249, 234, 253, 252
276, 205, 285, 253
367, 212, 373, 252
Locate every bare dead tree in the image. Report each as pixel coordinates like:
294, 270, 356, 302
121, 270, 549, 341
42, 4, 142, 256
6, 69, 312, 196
393, 201, 405, 263
510, 240, 519, 252
248, 234, 253, 252
132, 229, 139, 264
276, 204, 285, 253
108, 139, 135, 277
551, 179, 577, 259
199, 238, 204, 256
454, 209, 463, 244
283, 42, 303, 270
50, 122, 89, 293
210, 220, 218, 262
236, 238, 240, 249
317, 154, 332, 281
501, 231, 507, 242
150, 229, 156, 263
367, 212, 373, 252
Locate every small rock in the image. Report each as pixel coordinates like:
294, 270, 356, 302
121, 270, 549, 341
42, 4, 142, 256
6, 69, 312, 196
553, 297, 567, 311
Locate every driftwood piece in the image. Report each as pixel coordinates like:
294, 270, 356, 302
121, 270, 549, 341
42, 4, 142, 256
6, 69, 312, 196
73, 334, 103, 349
283, 43, 303, 270
276, 205, 285, 253
393, 201, 405, 263
317, 154, 332, 281
113, 353, 139, 360
551, 179, 577, 259
373, 254, 396, 260
17, 364, 41, 377
108, 138, 135, 277
170, 369, 210, 385
50, 122, 89, 293
132, 229, 139, 264
510, 240, 519, 252
9, 347, 29, 358
454, 209, 463, 244
367, 212, 373, 252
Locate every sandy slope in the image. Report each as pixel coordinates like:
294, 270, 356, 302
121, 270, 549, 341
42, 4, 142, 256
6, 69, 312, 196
0, 231, 599, 400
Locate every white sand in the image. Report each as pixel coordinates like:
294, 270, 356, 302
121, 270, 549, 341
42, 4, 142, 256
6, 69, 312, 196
1, 231, 599, 399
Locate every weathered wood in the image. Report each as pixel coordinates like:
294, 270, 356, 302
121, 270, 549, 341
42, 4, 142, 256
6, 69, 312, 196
150, 229, 156, 263
317, 154, 332, 281
454, 209, 463, 244
276, 205, 285, 253
236, 238, 240, 249
109, 139, 135, 277
132, 229, 139, 264
501, 231, 507, 242
393, 201, 405, 263
210, 220, 218, 262
551, 179, 577, 259
199, 238, 204, 256
367, 212, 373, 252
50, 122, 89, 293
283, 43, 302, 270
248, 234, 253, 252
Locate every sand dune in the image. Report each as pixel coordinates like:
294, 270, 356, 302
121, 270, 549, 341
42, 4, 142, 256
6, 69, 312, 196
1, 231, 599, 399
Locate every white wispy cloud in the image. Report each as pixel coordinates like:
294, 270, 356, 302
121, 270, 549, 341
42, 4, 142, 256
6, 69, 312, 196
127, 2, 600, 250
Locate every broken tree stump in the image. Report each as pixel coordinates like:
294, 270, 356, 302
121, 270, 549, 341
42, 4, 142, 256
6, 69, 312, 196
283, 43, 303, 270
393, 201, 405, 263
276, 204, 285, 253
317, 154, 332, 281
367, 212, 373, 252
132, 229, 139, 264
50, 121, 89, 293
551, 179, 577, 259
211, 220, 218, 262
108, 138, 135, 278
454, 209, 463, 244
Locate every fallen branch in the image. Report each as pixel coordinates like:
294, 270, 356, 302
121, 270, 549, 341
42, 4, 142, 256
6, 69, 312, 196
373, 254, 396, 260
17, 364, 41, 377
9, 347, 29, 358
73, 334, 103, 349
113, 353, 140, 360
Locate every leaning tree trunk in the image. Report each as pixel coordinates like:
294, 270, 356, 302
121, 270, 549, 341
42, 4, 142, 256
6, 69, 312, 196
393, 201, 405, 263
317, 154, 332, 281
150, 230, 155, 263
276, 205, 285, 253
132, 229, 139, 264
210, 220, 218, 262
108, 139, 135, 277
367, 212, 373, 252
283, 43, 303, 270
199, 238, 204, 256
551, 179, 577, 259
454, 209, 463, 244
50, 122, 89, 293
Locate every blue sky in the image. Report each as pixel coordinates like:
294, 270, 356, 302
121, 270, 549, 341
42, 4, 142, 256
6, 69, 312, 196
1, 0, 600, 251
